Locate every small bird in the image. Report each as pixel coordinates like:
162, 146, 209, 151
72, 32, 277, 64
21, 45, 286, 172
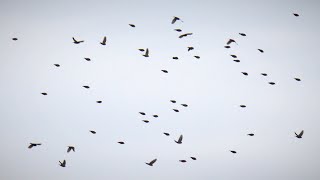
96, 101, 102, 103
171, 16, 182, 24
175, 135, 183, 144
179, 160, 187, 163
242, 72, 248, 76
67, 146, 75, 153
146, 158, 157, 166
258, 49, 264, 53
172, 57, 179, 60
226, 39, 237, 45
239, 33, 246, 36
187, 47, 194, 51
84, 58, 91, 61
59, 160, 66, 167
163, 132, 170, 136
83, 86, 90, 89
100, 36, 107, 45
28, 143, 41, 149
41, 92, 47, 95
268, 82, 275, 85
230, 150, 237, 154
90, 130, 96, 134
233, 60, 240, 62
118, 141, 125, 144
143, 48, 149, 57
293, 13, 300, 17
153, 115, 158, 118
139, 112, 146, 115
174, 29, 182, 32
54, 64, 60, 67
179, 33, 193, 38
190, 157, 197, 160
230, 55, 237, 58
240, 105, 246, 108
247, 133, 254, 136
129, 24, 135, 27
170, 100, 176, 103
12, 38, 18, 41
161, 70, 168, 73
142, 120, 149, 123
181, 104, 188, 107
295, 130, 304, 138
173, 109, 179, 112
261, 73, 268, 76
72, 37, 84, 44
224, 46, 231, 49
138, 48, 145, 52
294, 78, 301, 81
194, 56, 200, 59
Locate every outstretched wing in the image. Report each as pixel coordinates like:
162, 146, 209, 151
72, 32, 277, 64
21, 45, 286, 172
299, 130, 304, 137
178, 135, 183, 142
28, 144, 34, 149
226, 39, 233, 45
171, 17, 178, 24
67, 147, 71, 153
72, 37, 77, 42
149, 158, 157, 165
145, 48, 149, 56
102, 36, 107, 44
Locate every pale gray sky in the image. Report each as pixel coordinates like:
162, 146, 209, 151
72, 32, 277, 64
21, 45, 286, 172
1, 0, 320, 179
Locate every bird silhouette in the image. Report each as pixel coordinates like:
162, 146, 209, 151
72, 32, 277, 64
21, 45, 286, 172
224, 46, 231, 49
174, 29, 182, 32
96, 101, 102, 103
67, 146, 75, 153
295, 130, 304, 138
194, 56, 200, 59
226, 39, 237, 45
173, 109, 179, 112
72, 37, 84, 44
90, 130, 96, 134
162, 70, 168, 73
190, 157, 197, 160
153, 115, 158, 118
100, 36, 107, 45
41, 93, 47, 95
261, 73, 268, 76
179, 160, 187, 163
84, 58, 91, 61
163, 132, 170, 136
139, 112, 146, 115
171, 16, 182, 24
230, 55, 237, 58
129, 24, 135, 27
28, 143, 41, 149
118, 141, 125, 144
170, 100, 176, 103
142, 120, 149, 123
83, 86, 90, 89
181, 104, 188, 107
230, 150, 237, 154
12, 38, 18, 41
138, 49, 145, 52
179, 33, 193, 38
294, 78, 301, 81
247, 133, 254, 136
172, 57, 179, 60
175, 135, 183, 144
293, 13, 300, 17
233, 60, 240, 62
187, 47, 194, 51
143, 48, 149, 57
240, 105, 246, 108
268, 82, 275, 85
242, 72, 248, 76
239, 33, 246, 36
54, 64, 60, 67
146, 158, 157, 166
258, 49, 264, 53
59, 160, 66, 167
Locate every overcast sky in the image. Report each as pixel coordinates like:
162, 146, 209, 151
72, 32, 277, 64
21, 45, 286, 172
1, 0, 320, 179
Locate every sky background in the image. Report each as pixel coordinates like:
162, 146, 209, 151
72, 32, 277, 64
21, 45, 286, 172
1, 0, 320, 179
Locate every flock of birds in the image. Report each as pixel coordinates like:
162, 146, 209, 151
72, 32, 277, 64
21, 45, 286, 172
18, 13, 304, 168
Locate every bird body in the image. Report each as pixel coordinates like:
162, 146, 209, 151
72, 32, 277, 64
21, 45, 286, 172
174, 29, 182, 32
143, 48, 149, 57
295, 130, 304, 138
100, 36, 107, 45
170, 100, 176, 103
171, 16, 182, 24
187, 47, 194, 51
181, 104, 188, 107
179, 33, 193, 38
118, 141, 125, 144
294, 78, 301, 81
83, 86, 90, 89
258, 49, 264, 53
179, 160, 187, 163
194, 56, 200, 59
242, 72, 248, 76
84, 58, 91, 61
96, 101, 102, 103
59, 160, 66, 167
129, 24, 135, 27
239, 33, 246, 36
268, 82, 275, 85
247, 133, 254, 136
173, 109, 179, 112
163, 132, 170, 136
230, 55, 237, 58
240, 105, 246, 108
41, 92, 47, 95
142, 120, 149, 123
190, 157, 197, 160
146, 159, 157, 166
161, 70, 168, 73
90, 130, 96, 134
230, 150, 237, 154
175, 135, 183, 144
12, 38, 18, 41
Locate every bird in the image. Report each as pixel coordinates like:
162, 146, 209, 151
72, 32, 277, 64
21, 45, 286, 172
28, 143, 41, 149
173, 109, 179, 112
118, 141, 125, 144
174, 29, 182, 32
163, 132, 170, 136
194, 56, 200, 59
247, 133, 254, 136
242, 72, 248, 76
84, 58, 91, 61
67, 146, 75, 153
89, 130, 96, 134
139, 112, 146, 115
172, 57, 179, 60
258, 49, 264, 53
142, 120, 149, 123
138, 48, 145, 52
295, 130, 304, 138
239, 33, 246, 36
233, 60, 240, 62
72, 37, 84, 44
240, 105, 246, 108
170, 100, 176, 103
293, 13, 300, 17
175, 135, 183, 144
54, 64, 60, 67
59, 160, 66, 167
187, 47, 194, 51
181, 104, 188, 107
96, 101, 102, 103
153, 115, 158, 118
12, 38, 18, 41
190, 157, 197, 160
226, 39, 237, 45
41, 92, 47, 95
268, 82, 275, 85
179, 33, 193, 38
171, 16, 182, 24
230, 55, 237, 58
129, 24, 135, 27
83, 86, 90, 89
100, 36, 107, 45
161, 70, 168, 73
179, 160, 187, 163
294, 78, 301, 81
261, 73, 268, 76
224, 46, 231, 49
143, 48, 149, 57
230, 150, 237, 154
146, 159, 157, 166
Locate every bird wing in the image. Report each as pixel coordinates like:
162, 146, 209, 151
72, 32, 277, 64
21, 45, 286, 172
299, 130, 304, 137
102, 36, 106, 44
67, 147, 71, 153
145, 48, 149, 56
178, 135, 183, 142
171, 17, 178, 24
150, 159, 157, 165
28, 144, 34, 148
62, 160, 66, 166
72, 37, 77, 42
179, 34, 186, 38
226, 39, 232, 45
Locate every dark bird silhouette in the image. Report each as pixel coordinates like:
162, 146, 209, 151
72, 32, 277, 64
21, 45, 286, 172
175, 135, 183, 144
163, 132, 170, 136
187, 47, 194, 51
142, 120, 149, 123
268, 82, 275, 85
181, 104, 188, 107
143, 48, 149, 57
179, 33, 193, 38
224, 46, 231, 49
172, 57, 179, 60
261, 73, 268, 76
146, 158, 157, 166
174, 29, 182, 32
293, 13, 300, 17
295, 130, 304, 138
72, 37, 84, 44
194, 56, 200, 59
230, 55, 237, 58
173, 109, 179, 112
247, 133, 254, 136
162, 70, 168, 73
240, 105, 246, 108
41, 93, 47, 96
171, 16, 182, 24
100, 36, 107, 45
153, 115, 158, 118
233, 60, 240, 62
230, 150, 237, 154
90, 130, 96, 134
59, 160, 66, 167
118, 141, 125, 144
170, 100, 176, 103
258, 49, 264, 53
190, 157, 197, 160
84, 58, 91, 61
294, 78, 301, 81
179, 160, 187, 163
239, 33, 246, 36
138, 48, 145, 52
83, 86, 90, 89
242, 72, 248, 76
54, 64, 60, 67
67, 146, 75, 153
129, 24, 135, 27
226, 39, 237, 45
139, 112, 146, 115
28, 143, 41, 149
96, 101, 102, 103
12, 38, 18, 41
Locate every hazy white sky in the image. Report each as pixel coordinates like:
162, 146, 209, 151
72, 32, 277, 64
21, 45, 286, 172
1, 0, 320, 179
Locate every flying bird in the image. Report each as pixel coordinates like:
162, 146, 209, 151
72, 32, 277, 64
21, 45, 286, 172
230, 55, 237, 58
143, 48, 149, 57
175, 135, 183, 144
233, 60, 240, 62
173, 109, 179, 112
179, 33, 193, 38
153, 115, 158, 118
146, 158, 157, 166
129, 24, 135, 27
294, 78, 301, 81
187, 47, 194, 51
242, 72, 248, 76
96, 101, 102, 103
163, 132, 170, 136
84, 58, 91, 61
59, 160, 66, 167
28, 143, 41, 149
139, 112, 146, 115
100, 36, 107, 45
190, 157, 197, 160
72, 37, 84, 44
161, 70, 168, 73
54, 64, 60, 67
83, 86, 90, 89
261, 73, 268, 76
179, 160, 187, 163
142, 120, 149, 123
181, 104, 188, 107
171, 16, 182, 24
226, 39, 237, 45
170, 100, 176, 103
90, 130, 96, 134
138, 48, 145, 52
194, 56, 200, 59
224, 46, 231, 49
293, 13, 300, 17
258, 49, 264, 53
240, 105, 246, 108
118, 141, 125, 144
268, 82, 275, 85
67, 146, 75, 153
41, 92, 47, 95
230, 150, 237, 154
247, 133, 254, 136
12, 38, 18, 41
174, 29, 182, 32
172, 57, 179, 60
239, 33, 246, 36
295, 130, 304, 138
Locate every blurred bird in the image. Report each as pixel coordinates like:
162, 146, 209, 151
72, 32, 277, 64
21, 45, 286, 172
90, 130, 96, 134
100, 36, 107, 45
179, 160, 187, 163
41, 93, 47, 95
194, 56, 200, 59
258, 49, 264, 53
295, 130, 304, 138
247, 133, 254, 136
173, 109, 179, 112
181, 104, 188, 107
230, 55, 237, 58
179, 33, 193, 38
170, 100, 176, 103
129, 24, 135, 27
171, 16, 182, 24
142, 120, 149, 123
96, 101, 102, 103
161, 70, 168, 73
174, 29, 182, 32
143, 48, 149, 57
54, 64, 60, 67
293, 13, 300, 17
172, 57, 179, 60
261, 73, 268, 76
118, 141, 125, 144
226, 39, 237, 45
28, 143, 41, 149
175, 135, 183, 144
190, 157, 197, 160
239, 33, 246, 36
83, 86, 90, 89
233, 60, 240, 62
138, 48, 145, 52
163, 132, 170, 136
59, 160, 66, 167
242, 72, 248, 76
294, 78, 301, 81
268, 82, 275, 85
187, 47, 194, 51
67, 146, 75, 153
240, 105, 246, 108
230, 150, 237, 154
224, 46, 231, 49
84, 58, 91, 61
72, 37, 84, 44
139, 112, 146, 115
153, 115, 158, 118
12, 38, 18, 41
146, 158, 157, 166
